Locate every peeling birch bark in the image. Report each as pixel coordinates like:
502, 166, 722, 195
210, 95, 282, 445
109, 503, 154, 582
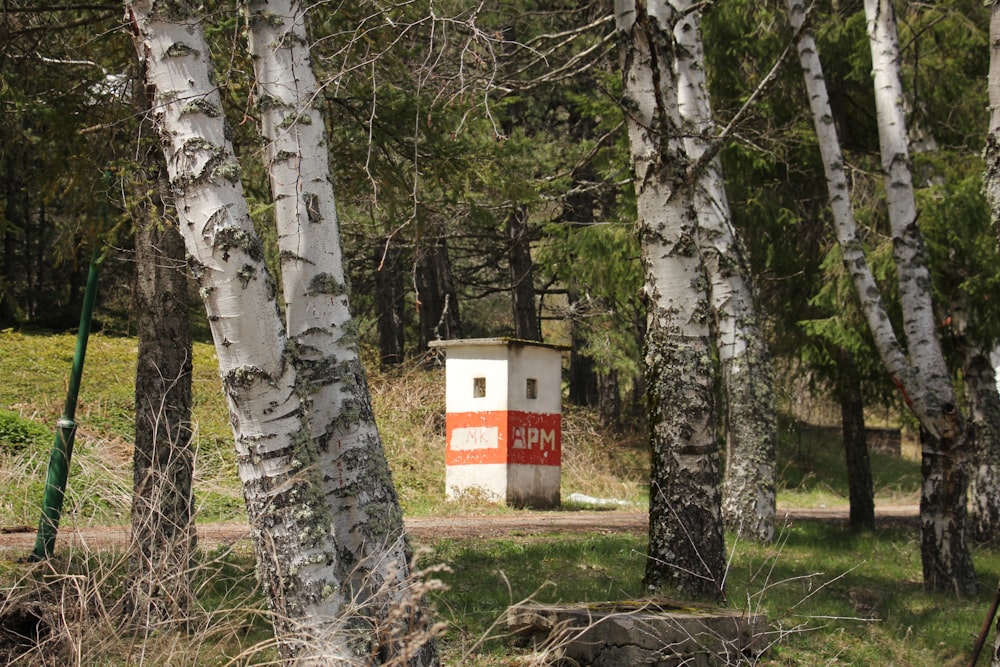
616, 0, 725, 603
785, 0, 976, 595
673, 3, 776, 544
246, 2, 438, 663
126, 2, 439, 661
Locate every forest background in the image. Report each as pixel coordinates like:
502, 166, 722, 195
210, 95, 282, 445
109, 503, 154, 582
2, 0, 1000, 664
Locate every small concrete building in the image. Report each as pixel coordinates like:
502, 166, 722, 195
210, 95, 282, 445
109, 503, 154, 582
429, 338, 567, 508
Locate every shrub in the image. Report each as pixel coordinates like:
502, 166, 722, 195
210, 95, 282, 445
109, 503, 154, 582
0, 410, 50, 453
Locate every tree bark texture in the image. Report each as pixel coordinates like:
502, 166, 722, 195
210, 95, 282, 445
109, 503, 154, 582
246, 3, 438, 662
673, 2, 776, 543
127, 2, 439, 662
375, 241, 406, 367
786, 0, 976, 596
506, 206, 541, 341
416, 238, 462, 349
836, 351, 875, 531
617, 0, 725, 603
960, 339, 1000, 543
125, 164, 196, 628
985, 1, 1000, 238
863, 0, 975, 596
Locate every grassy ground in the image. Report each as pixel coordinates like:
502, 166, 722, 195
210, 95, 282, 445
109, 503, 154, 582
0, 329, 996, 665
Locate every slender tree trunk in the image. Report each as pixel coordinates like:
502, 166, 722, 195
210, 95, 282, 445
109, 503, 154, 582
124, 162, 195, 628
985, 1, 1000, 237
567, 290, 599, 408
786, 0, 976, 595
673, 2, 776, 543
416, 238, 461, 350
864, 0, 975, 595
1, 156, 17, 324
987, 6, 1000, 655
506, 206, 540, 341
127, 3, 439, 661
375, 241, 406, 368
836, 351, 875, 531
617, 0, 725, 603
246, 3, 439, 662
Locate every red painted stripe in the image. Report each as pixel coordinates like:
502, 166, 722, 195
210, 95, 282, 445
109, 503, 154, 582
445, 410, 561, 466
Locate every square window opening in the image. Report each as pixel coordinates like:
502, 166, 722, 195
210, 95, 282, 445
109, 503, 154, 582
526, 378, 538, 399
473, 377, 486, 398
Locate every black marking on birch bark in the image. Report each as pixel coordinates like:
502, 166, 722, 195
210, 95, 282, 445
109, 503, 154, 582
306, 272, 347, 296
257, 94, 287, 112
209, 159, 240, 184
279, 113, 312, 129
236, 264, 257, 288
279, 249, 316, 265
337, 320, 360, 348
164, 41, 199, 58
224, 364, 270, 389
247, 10, 286, 31
272, 149, 298, 164
178, 136, 218, 158
214, 226, 264, 262
180, 98, 220, 118
186, 255, 206, 279
304, 192, 322, 223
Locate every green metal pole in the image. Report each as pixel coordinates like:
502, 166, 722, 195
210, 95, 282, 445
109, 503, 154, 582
30, 244, 101, 561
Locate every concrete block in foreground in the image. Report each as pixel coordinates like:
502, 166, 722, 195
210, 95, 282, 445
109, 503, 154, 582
507, 599, 767, 666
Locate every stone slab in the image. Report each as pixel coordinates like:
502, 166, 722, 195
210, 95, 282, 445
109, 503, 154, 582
507, 599, 767, 666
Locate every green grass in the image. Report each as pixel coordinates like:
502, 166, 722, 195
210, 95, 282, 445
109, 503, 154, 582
424, 523, 1000, 666
0, 329, 651, 524
0, 328, 992, 666
8, 525, 987, 666
776, 419, 922, 509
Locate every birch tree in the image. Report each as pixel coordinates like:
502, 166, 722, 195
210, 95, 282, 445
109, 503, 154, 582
125, 1, 439, 661
674, 2, 777, 544
784, 0, 976, 595
616, 0, 726, 602
985, 1, 1000, 236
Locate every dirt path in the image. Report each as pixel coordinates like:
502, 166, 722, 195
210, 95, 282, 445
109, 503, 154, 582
0, 504, 919, 557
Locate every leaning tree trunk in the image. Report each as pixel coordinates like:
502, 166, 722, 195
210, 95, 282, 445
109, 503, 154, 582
124, 156, 195, 629
674, 2, 776, 543
864, 0, 975, 596
617, 0, 725, 603
246, 2, 439, 662
127, 3, 439, 661
785, 0, 976, 595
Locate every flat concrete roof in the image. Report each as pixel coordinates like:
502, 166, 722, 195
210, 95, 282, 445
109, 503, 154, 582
427, 337, 571, 352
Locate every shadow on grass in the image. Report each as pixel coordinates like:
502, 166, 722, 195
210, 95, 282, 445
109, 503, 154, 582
427, 521, 1000, 666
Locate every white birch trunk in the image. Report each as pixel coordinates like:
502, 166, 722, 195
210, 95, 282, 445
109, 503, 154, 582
982, 30, 1000, 667
673, 4, 776, 544
616, 0, 725, 602
785, 0, 976, 595
126, 3, 437, 661
864, 0, 951, 397
246, 3, 437, 663
984, 1, 1000, 237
